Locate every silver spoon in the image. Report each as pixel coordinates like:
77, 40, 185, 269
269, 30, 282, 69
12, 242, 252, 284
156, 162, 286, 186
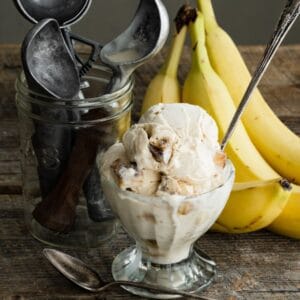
43, 248, 215, 300
100, 0, 169, 92
221, 0, 300, 150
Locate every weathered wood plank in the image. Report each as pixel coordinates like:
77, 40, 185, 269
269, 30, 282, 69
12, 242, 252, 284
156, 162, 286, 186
0, 174, 22, 194
0, 195, 298, 299
0, 148, 19, 161
0, 160, 20, 174
0, 120, 20, 148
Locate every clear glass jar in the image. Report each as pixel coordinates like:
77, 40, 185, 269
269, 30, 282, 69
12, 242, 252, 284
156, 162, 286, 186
15, 66, 134, 248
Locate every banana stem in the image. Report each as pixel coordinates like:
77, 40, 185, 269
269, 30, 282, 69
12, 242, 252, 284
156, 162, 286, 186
161, 26, 187, 77
197, 0, 218, 30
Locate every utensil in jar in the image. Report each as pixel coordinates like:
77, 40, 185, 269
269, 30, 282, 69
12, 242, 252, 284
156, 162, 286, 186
84, 0, 170, 221
16, 0, 107, 220
43, 248, 216, 300
14, 0, 90, 26
100, 0, 170, 92
221, 0, 300, 150
83, 0, 171, 221
14, 0, 101, 77
21, 18, 80, 98
32, 0, 171, 231
21, 18, 82, 228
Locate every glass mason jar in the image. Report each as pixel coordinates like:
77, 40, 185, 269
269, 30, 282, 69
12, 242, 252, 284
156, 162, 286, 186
15, 66, 134, 248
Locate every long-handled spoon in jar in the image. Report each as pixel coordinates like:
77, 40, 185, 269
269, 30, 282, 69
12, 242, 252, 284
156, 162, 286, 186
221, 0, 300, 150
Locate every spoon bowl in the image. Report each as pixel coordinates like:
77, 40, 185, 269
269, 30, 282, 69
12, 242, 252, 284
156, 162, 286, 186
43, 248, 101, 292
101, 0, 169, 92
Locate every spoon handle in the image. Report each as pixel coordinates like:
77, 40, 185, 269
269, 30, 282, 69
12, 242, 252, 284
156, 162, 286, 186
33, 128, 100, 233
221, 0, 300, 150
104, 281, 215, 299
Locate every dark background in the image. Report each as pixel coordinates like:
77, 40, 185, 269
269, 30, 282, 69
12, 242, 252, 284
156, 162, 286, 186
1, 0, 300, 45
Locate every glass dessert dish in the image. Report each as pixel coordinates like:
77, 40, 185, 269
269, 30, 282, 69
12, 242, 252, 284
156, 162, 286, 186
101, 160, 235, 299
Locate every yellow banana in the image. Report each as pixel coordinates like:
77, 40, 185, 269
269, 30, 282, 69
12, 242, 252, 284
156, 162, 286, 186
268, 184, 300, 239
212, 179, 292, 233
183, 9, 277, 182
182, 8, 291, 232
197, 0, 300, 184
141, 7, 188, 114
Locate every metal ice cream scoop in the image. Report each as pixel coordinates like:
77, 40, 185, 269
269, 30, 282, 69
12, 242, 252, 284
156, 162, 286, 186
22, 18, 80, 98
14, 0, 101, 77
14, 0, 91, 26
100, 0, 170, 92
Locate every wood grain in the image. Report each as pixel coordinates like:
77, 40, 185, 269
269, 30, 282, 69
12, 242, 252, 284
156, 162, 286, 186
0, 44, 299, 299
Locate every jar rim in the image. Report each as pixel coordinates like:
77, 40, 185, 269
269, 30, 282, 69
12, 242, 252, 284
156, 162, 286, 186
15, 65, 134, 109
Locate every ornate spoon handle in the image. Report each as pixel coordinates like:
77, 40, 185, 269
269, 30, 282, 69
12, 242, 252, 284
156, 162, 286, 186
221, 0, 300, 150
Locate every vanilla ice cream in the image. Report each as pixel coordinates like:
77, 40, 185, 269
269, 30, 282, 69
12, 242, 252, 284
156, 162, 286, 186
101, 103, 234, 264
102, 103, 226, 196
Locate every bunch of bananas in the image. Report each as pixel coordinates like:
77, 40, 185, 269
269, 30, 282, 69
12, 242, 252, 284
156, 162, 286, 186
141, 1, 300, 239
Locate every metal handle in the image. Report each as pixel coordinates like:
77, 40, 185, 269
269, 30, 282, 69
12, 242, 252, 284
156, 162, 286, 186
221, 0, 300, 150
67, 31, 103, 77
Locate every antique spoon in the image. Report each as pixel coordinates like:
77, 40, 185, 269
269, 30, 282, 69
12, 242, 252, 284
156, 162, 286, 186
43, 248, 215, 300
221, 0, 300, 149
100, 0, 169, 92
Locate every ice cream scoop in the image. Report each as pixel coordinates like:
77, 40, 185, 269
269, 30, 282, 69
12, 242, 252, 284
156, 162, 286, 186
100, 0, 169, 92
102, 103, 226, 196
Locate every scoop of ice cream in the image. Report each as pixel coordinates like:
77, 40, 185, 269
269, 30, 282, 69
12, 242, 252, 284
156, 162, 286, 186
101, 103, 226, 196
101, 143, 160, 196
122, 123, 178, 171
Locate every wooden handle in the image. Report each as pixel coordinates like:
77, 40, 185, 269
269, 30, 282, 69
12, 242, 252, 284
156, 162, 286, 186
33, 128, 101, 233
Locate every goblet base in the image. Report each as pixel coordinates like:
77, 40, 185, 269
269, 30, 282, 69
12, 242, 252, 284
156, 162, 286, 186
112, 245, 216, 299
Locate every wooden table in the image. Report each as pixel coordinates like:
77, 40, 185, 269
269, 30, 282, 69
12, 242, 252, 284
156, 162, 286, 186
0, 44, 299, 299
